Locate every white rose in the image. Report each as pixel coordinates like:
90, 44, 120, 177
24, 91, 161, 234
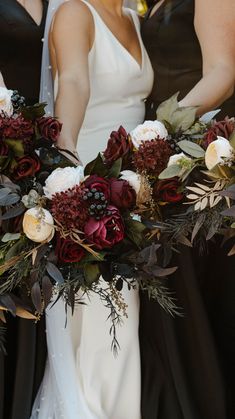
0, 87, 13, 116
120, 170, 141, 194
44, 166, 84, 199
167, 152, 192, 167
23, 207, 54, 243
205, 136, 234, 170
130, 120, 168, 149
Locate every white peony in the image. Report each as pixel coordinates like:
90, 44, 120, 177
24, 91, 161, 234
167, 152, 192, 167
205, 136, 234, 170
0, 87, 13, 116
23, 207, 54, 243
44, 166, 84, 199
120, 170, 141, 194
130, 120, 168, 149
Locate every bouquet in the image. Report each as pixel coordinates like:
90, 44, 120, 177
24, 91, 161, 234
101, 93, 235, 266
0, 88, 178, 352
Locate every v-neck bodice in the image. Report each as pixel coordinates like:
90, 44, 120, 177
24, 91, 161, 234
0, 0, 48, 104
75, 0, 154, 165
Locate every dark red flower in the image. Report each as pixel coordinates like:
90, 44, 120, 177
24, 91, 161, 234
103, 126, 133, 167
13, 154, 40, 180
109, 178, 136, 209
84, 175, 110, 200
55, 235, 85, 263
84, 206, 124, 250
51, 185, 89, 231
134, 139, 172, 177
37, 116, 62, 142
1, 115, 34, 140
203, 117, 235, 148
153, 179, 184, 203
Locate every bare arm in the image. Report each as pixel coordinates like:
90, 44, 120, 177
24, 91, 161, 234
50, 0, 94, 152
179, 0, 235, 115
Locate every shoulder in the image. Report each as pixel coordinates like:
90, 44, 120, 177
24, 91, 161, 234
54, 0, 93, 26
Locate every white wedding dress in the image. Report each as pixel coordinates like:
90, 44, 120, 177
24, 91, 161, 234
31, 2, 153, 418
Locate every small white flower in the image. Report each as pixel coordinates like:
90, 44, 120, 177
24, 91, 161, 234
44, 166, 84, 199
23, 207, 54, 243
0, 87, 13, 116
130, 120, 168, 149
167, 152, 192, 167
120, 170, 141, 194
205, 136, 234, 170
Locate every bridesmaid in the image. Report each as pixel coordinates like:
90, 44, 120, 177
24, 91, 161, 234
0, 1, 48, 418
140, 1, 235, 418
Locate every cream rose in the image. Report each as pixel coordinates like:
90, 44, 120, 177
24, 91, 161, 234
23, 207, 54, 243
205, 136, 234, 170
43, 166, 84, 199
130, 120, 168, 149
120, 170, 141, 194
167, 152, 192, 167
0, 87, 13, 116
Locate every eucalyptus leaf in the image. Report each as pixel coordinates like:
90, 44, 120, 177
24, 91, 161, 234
178, 140, 205, 158
0, 188, 11, 202
170, 107, 197, 133
158, 164, 181, 179
46, 262, 64, 284
0, 193, 20, 207
1, 202, 25, 220
2, 233, 21, 243
156, 93, 179, 123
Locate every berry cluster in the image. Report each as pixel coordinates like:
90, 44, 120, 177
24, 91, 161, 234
11, 90, 26, 112
83, 188, 109, 220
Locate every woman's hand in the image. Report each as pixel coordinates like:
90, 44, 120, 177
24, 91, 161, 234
179, 0, 235, 115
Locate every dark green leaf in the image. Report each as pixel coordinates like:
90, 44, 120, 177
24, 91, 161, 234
21, 103, 46, 120
108, 158, 122, 178
229, 130, 235, 149
31, 282, 42, 313
115, 278, 123, 291
0, 156, 10, 170
84, 263, 100, 285
42, 276, 53, 308
5, 237, 25, 261
1, 202, 25, 220
46, 262, 64, 284
125, 218, 146, 247
5, 139, 24, 157
84, 153, 108, 177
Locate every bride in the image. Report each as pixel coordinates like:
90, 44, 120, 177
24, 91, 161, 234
31, 0, 153, 418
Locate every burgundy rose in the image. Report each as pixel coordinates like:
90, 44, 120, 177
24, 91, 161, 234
109, 178, 136, 209
84, 175, 111, 200
37, 116, 62, 142
55, 235, 85, 263
2, 116, 34, 139
203, 117, 235, 148
84, 206, 124, 250
13, 154, 41, 180
103, 126, 133, 166
153, 179, 184, 203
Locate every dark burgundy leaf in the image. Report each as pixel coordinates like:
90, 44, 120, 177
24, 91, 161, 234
46, 262, 64, 284
42, 276, 53, 308
0, 294, 16, 316
31, 282, 42, 313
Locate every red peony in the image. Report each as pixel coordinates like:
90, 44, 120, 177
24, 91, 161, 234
203, 117, 235, 148
1, 115, 34, 139
55, 235, 85, 263
153, 179, 184, 203
51, 185, 89, 231
109, 178, 136, 209
37, 116, 62, 142
84, 175, 110, 200
13, 154, 40, 180
134, 139, 172, 177
84, 205, 124, 250
103, 126, 133, 166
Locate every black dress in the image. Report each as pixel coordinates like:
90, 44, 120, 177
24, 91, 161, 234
0, 1, 48, 418
140, 1, 235, 418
